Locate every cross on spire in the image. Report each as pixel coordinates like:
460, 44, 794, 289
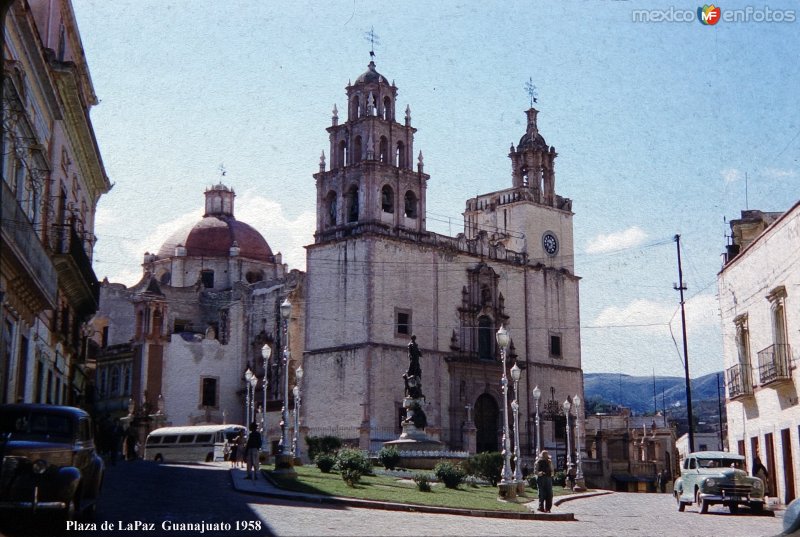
525, 77, 538, 107
364, 27, 380, 59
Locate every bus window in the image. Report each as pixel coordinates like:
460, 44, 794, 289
196, 434, 212, 443
162, 435, 178, 444
179, 435, 195, 443
147, 436, 162, 445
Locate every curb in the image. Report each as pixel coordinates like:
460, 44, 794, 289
230, 469, 576, 521
554, 490, 613, 506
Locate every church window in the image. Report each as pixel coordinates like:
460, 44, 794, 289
550, 333, 562, 358
246, 270, 264, 283
110, 366, 120, 396
123, 365, 132, 395
326, 191, 337, 225
395, 309, 412, 336
347, 185, 359, 223
404, 190, 418, 219
396, 141, 405, 168
478, 316, 493, 360
383, 96, 392, 120
201, 270, 214, 289
212, 195, 222, 213
351, 95, 361, 119
201, 377, 218, 408
338, 140, 347, 168
381, 185, 394, 213
353, 136, 363, 164
379, 137, 389, 163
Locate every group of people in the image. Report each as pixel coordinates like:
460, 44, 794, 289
224, 422, 262, 480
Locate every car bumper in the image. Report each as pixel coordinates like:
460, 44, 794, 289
699, 492, 764, 504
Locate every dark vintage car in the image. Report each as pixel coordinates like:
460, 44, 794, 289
0, 404, 104, 520
674, 451, 765, 514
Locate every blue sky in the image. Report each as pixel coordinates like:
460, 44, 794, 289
73, 0, 799, 378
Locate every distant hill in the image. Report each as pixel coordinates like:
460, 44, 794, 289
584, 371, 724, 416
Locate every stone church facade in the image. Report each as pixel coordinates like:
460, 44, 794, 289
302, 61, 584, 460
91, 60, 584, 462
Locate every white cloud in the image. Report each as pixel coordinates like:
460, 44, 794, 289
762, 167, 797, 179
592, 293, 719, 335
586, 226, 648, 254
721, 167, 742, 184
593, 299, 674, 332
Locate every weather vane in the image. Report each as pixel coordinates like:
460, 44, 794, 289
525, 77, 538, 107
218, 163, 226, 178
364, 27, 380, 59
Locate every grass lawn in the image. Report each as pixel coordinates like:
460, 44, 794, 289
266, 465, 572, 513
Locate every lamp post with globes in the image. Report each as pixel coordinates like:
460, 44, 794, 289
495, 325, 515, 498
278, 298, 292, 455
260, 344, 271, 446
572, 394, 586, 491
292, 366, 303, 461
563, 398, 572, 473
249, 374, 258, 425
244, 367, 254, 426
532, 385, 542, 455
510, 362, 523, 493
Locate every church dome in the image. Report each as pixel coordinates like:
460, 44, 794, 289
355, 61, 389, 85
517, 131, 548, 151
156, 184, 274, 262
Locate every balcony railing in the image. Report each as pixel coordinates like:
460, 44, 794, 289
726, 363, 753, 398
51, 223, 100, 315
757, 343, 792, 385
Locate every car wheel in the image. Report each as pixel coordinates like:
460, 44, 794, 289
750, 502, 763, 513
676, 492, 686, 512
696, 490, 709, 514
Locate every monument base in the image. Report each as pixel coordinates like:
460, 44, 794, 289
273, 453, 297, 478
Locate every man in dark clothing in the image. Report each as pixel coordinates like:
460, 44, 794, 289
535, 450, 554, 512
245, 422, 262, 480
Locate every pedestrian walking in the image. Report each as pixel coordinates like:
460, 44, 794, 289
753, 455, 769, 499
535, 450, 554, 513
237, 433, 246, 468
244, 422, 262, 480
566, 462, 576, 491
229, 436, 239, 468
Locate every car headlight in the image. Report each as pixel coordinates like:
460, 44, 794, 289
753, 479, 763, 490
705, 478, 716, 488
32, 459, 48, 475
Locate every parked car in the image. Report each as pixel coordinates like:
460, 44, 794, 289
674, 451, 765, 514
0, 404, 104, 520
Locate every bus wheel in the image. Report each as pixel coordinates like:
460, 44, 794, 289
154, 454, 163, 463
205, 453, 213, 462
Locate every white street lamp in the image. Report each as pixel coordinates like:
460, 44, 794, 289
244, 367, 254, 426
573, 394, 585, 490
510, 362, 522, 488
563, 398, 572, 472
496, 325, 513, 491
278, 298, 292, 454
292, 366, 303, 460
249, 375, 258, 425
532, 385, 541, 455
260, 344, 271, 447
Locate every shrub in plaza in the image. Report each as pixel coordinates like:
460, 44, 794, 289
306, 435, 342, 462
315, 453, 336, 473
377, 446, 401, 470
413, 473, 433, 492
553, 470, 566, 487
434, 460, 465, 489
462, 452, 503, 486
335, 448, 372, 487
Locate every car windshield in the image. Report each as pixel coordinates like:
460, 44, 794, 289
0, 409, 74, 441
697, 457, 744, 469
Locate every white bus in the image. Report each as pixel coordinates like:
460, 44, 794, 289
144, 424, 247, 463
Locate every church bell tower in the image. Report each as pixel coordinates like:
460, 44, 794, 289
313, 61, 430, 242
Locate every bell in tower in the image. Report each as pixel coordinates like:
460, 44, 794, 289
313, 61, 430, 243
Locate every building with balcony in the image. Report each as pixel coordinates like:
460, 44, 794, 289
1, 0, 110, 407
719, 202, 799, 506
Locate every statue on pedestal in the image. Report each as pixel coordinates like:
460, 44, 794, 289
402, 335, 426, 428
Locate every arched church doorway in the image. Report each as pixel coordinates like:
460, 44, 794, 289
475, 393, 499, 453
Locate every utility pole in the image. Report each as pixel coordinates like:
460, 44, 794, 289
716, 373, 724, 450
674, 234, 694, 452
